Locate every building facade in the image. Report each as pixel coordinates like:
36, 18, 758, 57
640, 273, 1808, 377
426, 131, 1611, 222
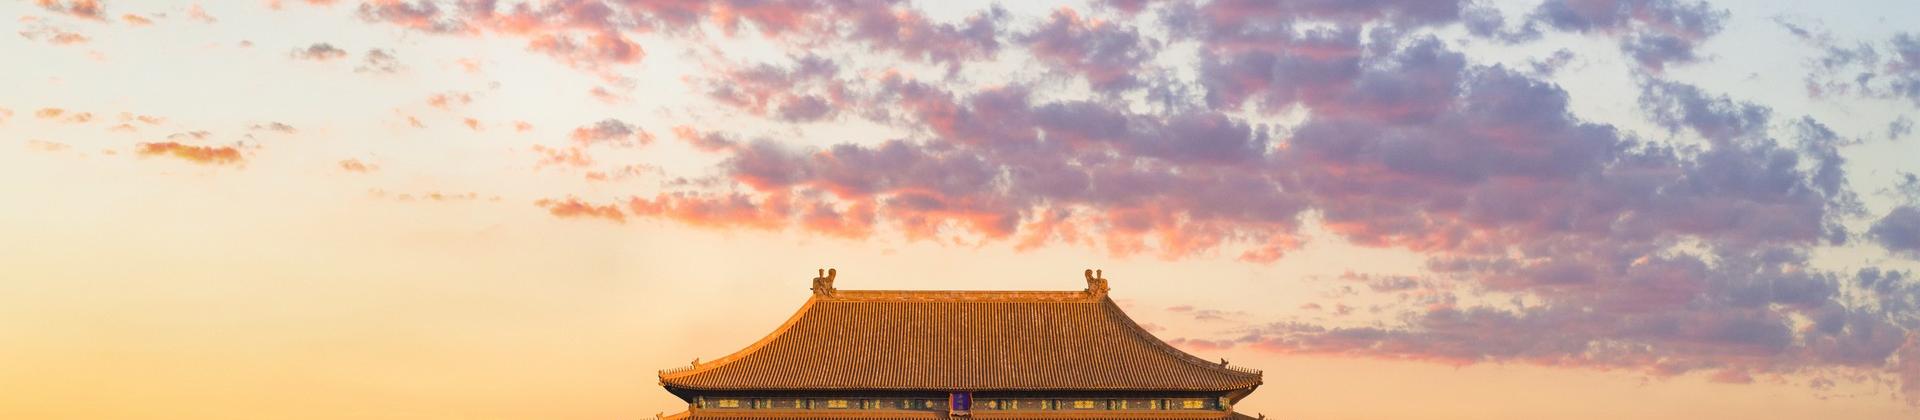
656, 269, 1263, 419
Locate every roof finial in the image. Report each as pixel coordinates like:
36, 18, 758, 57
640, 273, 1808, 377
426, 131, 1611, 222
1085, 268, 1109, 297
812, 267, 837, 296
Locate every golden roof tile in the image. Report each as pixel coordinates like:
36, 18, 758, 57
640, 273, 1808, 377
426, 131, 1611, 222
658, 270, 1262, 393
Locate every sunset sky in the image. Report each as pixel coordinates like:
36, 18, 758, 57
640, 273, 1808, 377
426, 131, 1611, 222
4, 0, 1920, 419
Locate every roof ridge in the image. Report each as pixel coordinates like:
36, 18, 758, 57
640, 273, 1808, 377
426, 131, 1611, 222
824, 289, 1100, 302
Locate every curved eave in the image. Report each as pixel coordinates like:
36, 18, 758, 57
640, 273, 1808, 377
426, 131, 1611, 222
659, 294, 824, 384
1093, 297, 1264, 387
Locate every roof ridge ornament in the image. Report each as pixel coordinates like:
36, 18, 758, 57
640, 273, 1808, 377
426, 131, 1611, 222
811, 268, 837, 296
1084, 268, 1108, 298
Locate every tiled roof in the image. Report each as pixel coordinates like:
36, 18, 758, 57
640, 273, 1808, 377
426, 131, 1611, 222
658, 278, 1262, 393
664, 409, 1261, 420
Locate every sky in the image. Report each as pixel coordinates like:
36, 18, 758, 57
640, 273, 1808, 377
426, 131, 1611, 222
3, 0, 1919, 419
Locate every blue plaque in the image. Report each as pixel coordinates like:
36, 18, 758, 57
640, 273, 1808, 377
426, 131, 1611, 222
950, 391, 972, 413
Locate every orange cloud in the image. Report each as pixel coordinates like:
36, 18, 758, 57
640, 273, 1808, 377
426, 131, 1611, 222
19, 26, 89, 45
535, 197, 626, 224
530, 144, 591, 168
136, 142, 243, 165
34, 108, 93, 123
367, 189, 491, 203
26, 139, 71, 152
584, 164, 658, 183
35, 0, 104, 21
270, 0, 341, 10
425, 92, 473, 109
119, 112, 165, 125
338, 158, 377, 173
455, 57, 483, 74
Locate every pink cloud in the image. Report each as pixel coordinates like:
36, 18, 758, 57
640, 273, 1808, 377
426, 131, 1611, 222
535, 197, 626, 224
525, 31, 644, 70
626, 192, 791, 231
671, 126, 737, 153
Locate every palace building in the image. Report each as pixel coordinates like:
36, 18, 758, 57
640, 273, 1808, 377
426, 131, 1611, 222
655, 269, 1265, 419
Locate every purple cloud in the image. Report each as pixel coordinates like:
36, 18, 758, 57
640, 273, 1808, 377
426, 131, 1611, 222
1872, 206, 1920, 257
1529, 0, 1729, 72
1787, 26, 1920, 107
301, 0, 1916, 405
702, 55, 846, 123
1021, 8, 1161, 93
346, 0, 1009, 72
290, 43, 349, 61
